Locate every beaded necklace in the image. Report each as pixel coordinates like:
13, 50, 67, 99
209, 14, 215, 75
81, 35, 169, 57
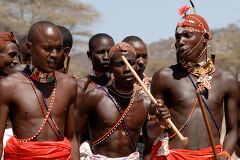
30, 66, 55, 83
102, 87, 137, 151
135, 73, 151, 95
17, 75, 56, 142
112, 81, 134, 95
182, 58, 215, 94
91, 89, 136, 146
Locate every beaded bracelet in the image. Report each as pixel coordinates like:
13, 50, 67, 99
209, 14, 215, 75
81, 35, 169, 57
218, 150, 231, 160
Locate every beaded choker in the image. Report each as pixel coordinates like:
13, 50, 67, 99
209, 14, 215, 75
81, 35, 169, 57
30, 66, 55, 83
182, 59, 215, 94
111, 81, 134, 96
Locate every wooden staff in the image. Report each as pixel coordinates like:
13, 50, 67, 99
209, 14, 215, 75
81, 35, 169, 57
121, 55, 188, 145
196, 93, 219, 160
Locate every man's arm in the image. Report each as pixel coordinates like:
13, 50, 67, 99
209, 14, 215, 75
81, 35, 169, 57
222, 73, 239, 155
235, 81, 240, 157
65, 80, 80, 160
75, 82, 89, 145
0, 79, 11, 158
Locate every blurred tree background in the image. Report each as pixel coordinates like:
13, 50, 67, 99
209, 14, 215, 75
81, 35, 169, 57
0, 0, 100, 45
0, 0, 239, 79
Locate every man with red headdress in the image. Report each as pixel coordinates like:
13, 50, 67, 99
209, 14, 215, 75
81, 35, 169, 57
0, 32, 19, 78
148, 3, 239, 160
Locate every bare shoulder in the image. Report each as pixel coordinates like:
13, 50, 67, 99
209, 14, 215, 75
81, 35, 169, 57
0, 72, 24, 89
215, 68, 238, 83
152, 65, 177, 81
0, 72, 26, 99
55, 71, 77, 89
84, 87, 106, 101
215, 68, 239, 92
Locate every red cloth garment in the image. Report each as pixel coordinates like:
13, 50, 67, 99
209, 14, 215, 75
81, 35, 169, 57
150, 142, 222, 160
0, 32, 17, 48
4, 136, 72, 160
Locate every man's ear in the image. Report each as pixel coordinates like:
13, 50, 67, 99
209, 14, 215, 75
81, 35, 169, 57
63, 47, 70, 57
87, 51, 92, 60
26, 42, 32, 50
203, 33, 210, 42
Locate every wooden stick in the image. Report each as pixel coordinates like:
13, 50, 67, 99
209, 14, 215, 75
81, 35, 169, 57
196, 93, 219, 160
122, 55, 188, 145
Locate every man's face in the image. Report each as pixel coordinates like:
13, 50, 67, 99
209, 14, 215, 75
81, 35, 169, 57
0, 42, 18, 76
19, 42, 31, 64
128, 41, 148, 76
110, 51, 137, 86
175, 27, 205, 62
89, 37, 114, 73
30, 27, 63, 73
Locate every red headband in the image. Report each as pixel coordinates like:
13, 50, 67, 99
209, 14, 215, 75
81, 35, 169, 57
109, 42, 136, 60
177, 6, 212, 40
0, 32, 17, 49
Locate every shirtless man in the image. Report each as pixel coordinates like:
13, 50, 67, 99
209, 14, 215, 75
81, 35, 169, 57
149, 6, 239, 160
122, 36, 153, 158
76, 42, 157, 159
0, 21, 79, 159
75, 33, 115, 154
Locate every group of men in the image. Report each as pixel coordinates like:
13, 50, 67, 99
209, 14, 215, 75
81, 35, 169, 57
0, 3, 239, 160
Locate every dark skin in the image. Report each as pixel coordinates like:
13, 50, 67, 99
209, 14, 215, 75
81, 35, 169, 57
122, 37, 148, 80
0, 42, 18, 77
18, 40, 32, 64
122, 37, 152, 159
236, 81, 240, 157
149, 29, 239, 160
76, 50, 151, 157
77, 34, 115, 92
0, 23, 79, 159
75, 35, 114, 144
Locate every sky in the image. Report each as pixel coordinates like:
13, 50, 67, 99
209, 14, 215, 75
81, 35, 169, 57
80, 0, 240, 43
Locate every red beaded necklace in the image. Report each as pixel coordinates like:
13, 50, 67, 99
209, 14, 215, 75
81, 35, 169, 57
112, 81, 134, 95
17, 75, 56, 142
91, 89, 136, 146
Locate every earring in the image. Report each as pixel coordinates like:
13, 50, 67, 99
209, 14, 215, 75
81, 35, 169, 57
170, 42, 176, 54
